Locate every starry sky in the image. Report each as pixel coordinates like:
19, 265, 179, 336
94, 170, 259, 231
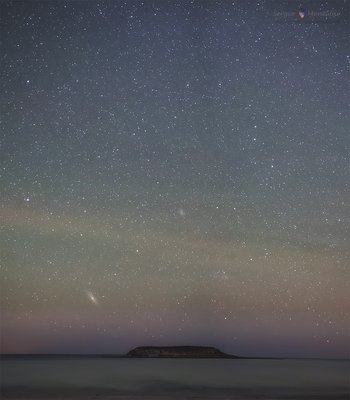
1, 0, 349, 358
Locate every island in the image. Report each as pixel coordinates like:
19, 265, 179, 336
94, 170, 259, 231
126, 346, 239, 358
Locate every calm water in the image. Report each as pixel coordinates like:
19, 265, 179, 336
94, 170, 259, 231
0, 357, 349, 399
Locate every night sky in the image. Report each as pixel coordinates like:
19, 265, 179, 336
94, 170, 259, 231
1, 0, 349, 358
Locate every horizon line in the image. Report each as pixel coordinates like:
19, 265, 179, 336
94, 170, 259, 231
0, 353, 348, 361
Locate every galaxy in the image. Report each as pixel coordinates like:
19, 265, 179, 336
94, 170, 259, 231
0, 0, 349, 358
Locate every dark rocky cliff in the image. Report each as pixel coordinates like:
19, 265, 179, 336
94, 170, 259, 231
126, 346, 238, 358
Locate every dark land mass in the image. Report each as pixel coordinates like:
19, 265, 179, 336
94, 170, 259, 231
126, 345, 239, 358
1, 350, 345, 360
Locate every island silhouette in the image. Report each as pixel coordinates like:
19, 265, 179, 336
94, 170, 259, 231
126, 345, 239, 358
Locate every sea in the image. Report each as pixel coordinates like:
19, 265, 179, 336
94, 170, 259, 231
0, 356, 349, 399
